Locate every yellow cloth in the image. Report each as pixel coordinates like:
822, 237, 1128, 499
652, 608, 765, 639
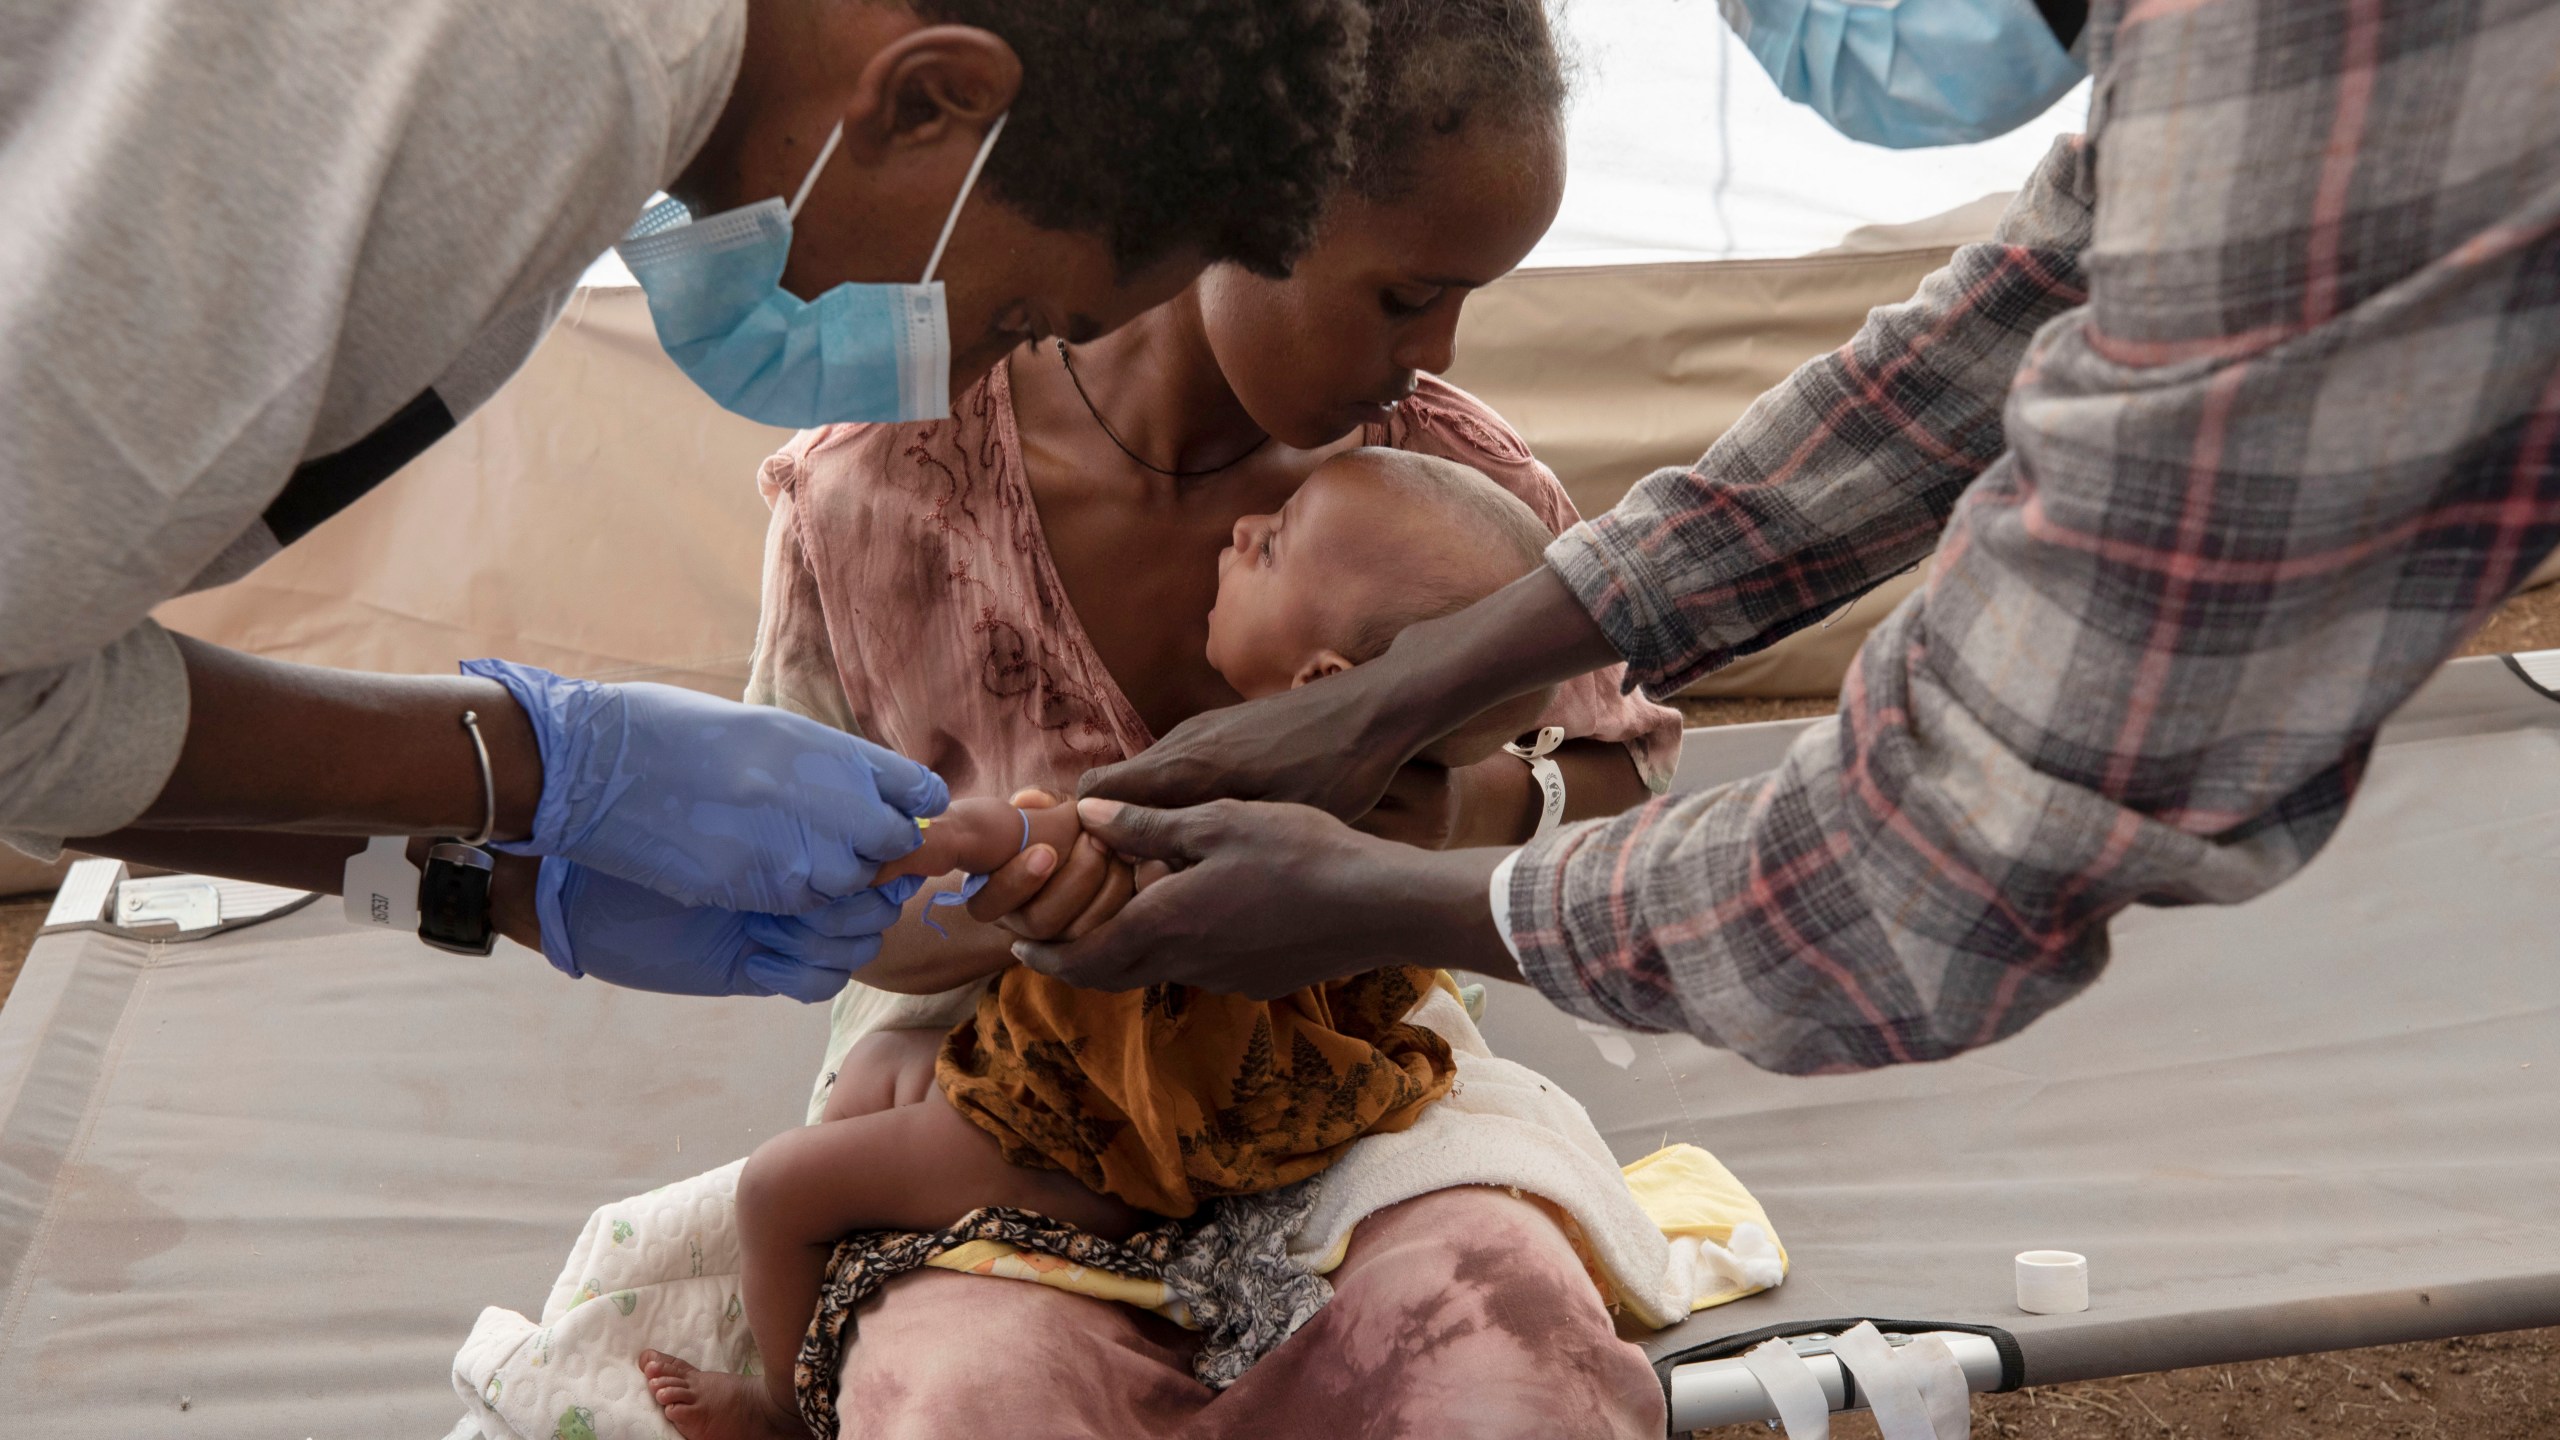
924, 1238, 1193, 1326
1621, 1143, 1791, 1311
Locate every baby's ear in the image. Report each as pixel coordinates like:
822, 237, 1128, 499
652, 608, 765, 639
1288, 649, 1358, 690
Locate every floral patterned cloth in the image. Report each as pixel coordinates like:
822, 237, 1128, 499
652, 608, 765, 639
797, 1181, 1331, 1435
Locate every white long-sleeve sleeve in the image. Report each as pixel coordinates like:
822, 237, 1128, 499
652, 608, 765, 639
0, 625, 188, 858
0, 0, 744, 851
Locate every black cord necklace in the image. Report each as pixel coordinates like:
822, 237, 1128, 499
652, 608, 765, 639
1054, 338, 1272, 479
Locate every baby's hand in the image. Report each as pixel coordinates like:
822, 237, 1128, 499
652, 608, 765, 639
875, 795, 1081, 887
964, 790, 1138, 943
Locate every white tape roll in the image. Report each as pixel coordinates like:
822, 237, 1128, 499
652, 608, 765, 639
2015, 1250, 2089, 1314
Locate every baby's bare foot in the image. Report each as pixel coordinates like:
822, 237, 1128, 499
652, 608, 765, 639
639, 1350, 809, 1440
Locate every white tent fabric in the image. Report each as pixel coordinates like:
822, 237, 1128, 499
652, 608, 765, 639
577, 0, 2087, 290
151, 265, 2560, 709
1536, 0, 2089, 265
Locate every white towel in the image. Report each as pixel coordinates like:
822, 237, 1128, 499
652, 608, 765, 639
1293, 984, 1784, 1329
450, 1161, 755, 1440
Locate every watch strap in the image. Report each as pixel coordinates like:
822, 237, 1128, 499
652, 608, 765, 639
417, 841, 498, 956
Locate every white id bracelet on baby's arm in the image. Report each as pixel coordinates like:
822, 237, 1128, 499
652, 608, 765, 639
1504, 726, 1568, 840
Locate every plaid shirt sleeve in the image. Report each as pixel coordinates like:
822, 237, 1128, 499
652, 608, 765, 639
1510, 0, 2560, 1074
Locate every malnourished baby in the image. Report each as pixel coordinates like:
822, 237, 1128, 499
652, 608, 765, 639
644, 448, 1558, 1440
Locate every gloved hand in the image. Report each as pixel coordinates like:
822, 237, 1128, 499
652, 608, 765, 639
463, 660, 947, 915
534, 857, 903, 1003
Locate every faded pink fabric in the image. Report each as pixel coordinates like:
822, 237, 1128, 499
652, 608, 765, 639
833, 1186, 1668, 1438
745, 360, 1682, 803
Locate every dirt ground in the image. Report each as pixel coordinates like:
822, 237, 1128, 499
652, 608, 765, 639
1694, 1328, 2560, 1440
2, 587, 2557, 1434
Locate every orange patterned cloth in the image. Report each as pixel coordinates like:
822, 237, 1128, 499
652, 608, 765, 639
938, 969, 1453, 1217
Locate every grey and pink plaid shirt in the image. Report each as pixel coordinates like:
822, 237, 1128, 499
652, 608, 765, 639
1508, 0, 2560, 1073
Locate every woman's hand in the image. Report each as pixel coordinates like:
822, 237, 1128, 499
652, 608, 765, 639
961, 790, 1138, 942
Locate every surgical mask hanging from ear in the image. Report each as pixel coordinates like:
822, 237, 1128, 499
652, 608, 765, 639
619, 113, 1008, 425
1717, 0, 2085, 149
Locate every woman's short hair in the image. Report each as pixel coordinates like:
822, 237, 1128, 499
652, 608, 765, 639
914, 0, 1371, 278
1347, 0, 1569, 202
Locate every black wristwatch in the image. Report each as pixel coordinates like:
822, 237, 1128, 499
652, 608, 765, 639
417, 841, 497, 956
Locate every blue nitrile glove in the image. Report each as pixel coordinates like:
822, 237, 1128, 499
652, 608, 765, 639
534, 858, 903, 1002
463, 660, 947, 915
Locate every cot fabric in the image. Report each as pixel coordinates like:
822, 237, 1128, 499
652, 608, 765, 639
747, 357, 1683, 1214
1515, 0, 2560, 1072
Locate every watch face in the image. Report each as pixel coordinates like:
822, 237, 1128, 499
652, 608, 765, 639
418, 844, 497, 956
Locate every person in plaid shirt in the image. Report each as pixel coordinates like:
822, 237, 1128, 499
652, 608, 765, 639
998, 0, 2560, 1076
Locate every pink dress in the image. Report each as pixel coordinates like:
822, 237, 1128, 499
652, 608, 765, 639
745, 358, 1676, 1436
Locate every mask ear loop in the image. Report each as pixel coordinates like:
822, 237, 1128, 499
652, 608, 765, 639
920, 111, 1008, 284
781, 111, 1005, 277
786, 122, 848, 221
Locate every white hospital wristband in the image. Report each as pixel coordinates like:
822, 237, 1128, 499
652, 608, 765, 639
1504, 726, 1568, 839
1489, 848, 1525, 963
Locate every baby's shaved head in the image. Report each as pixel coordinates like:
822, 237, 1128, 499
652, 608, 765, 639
1314, 448, 1553, 663
1202, 445, 1560, 756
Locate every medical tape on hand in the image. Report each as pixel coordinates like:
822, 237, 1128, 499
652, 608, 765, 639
1831, 1323, 1970, 1440
1741, 1338, 1833, 1440
917, 807, 1030, 937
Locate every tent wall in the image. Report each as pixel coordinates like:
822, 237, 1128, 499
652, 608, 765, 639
154, 247, 1969, 701
153, 293, 797, 697
150, 265, 2560, 707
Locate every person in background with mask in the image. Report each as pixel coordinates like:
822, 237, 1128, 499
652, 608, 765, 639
0, 0, 1366, 999
1719, 0, 2090, 149
1036, 0, 2560, 1073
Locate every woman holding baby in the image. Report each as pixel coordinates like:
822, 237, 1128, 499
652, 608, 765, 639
635, 3, 1684, 1437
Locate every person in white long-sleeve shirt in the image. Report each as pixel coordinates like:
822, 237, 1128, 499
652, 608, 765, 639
0, 0, 1366, 996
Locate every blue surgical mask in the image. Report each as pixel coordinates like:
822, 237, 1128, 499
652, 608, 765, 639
619, 113, 1008, 425
1720, 0, 2086, 149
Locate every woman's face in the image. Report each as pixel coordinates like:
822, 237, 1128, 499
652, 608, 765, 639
1197, 122, 1566, 450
